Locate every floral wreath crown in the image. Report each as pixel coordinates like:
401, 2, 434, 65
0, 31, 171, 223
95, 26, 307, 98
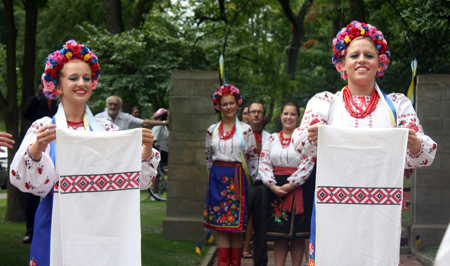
332, 21, 390, 80
41, 40, 100, 99
212, 84, 243, 111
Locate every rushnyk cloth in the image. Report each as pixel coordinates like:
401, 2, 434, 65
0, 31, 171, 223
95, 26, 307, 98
52, 128, 142, 266
434, 222, 450, 266
314, 126, 408, 266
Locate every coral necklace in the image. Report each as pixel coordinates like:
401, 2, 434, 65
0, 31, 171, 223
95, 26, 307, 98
343, 86, 379, 118
219, 122, 236, 140
279, 130, 291, 148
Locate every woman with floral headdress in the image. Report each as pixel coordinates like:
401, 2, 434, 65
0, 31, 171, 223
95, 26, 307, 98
292, 21, 437, 265
204, 84, 258, 266
9, 40, 160, 266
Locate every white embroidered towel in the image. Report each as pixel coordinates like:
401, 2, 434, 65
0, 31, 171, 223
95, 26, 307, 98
55, 128, 142, 266
315, 126, 408, 266
435, 223, 450, 266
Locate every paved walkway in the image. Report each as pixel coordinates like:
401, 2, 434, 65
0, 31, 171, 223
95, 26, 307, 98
210, 250, 424, 266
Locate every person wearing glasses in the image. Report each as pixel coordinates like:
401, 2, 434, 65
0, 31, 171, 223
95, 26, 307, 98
242, 102, 271, 264
95, 96, 167, 130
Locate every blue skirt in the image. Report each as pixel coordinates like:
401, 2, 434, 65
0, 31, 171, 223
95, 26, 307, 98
203, 163, 248, 232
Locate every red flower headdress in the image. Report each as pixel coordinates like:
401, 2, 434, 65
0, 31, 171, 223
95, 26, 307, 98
332, 21, 390, 80
41, 40, 100, 99
212, 84, 243, 111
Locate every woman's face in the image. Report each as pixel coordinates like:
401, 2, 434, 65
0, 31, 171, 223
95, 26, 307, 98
342, 38, 381, 85
132, 109, 141, 118
280, 105, 299, 131
219, 94, 238, 119
56, 60, 92, 105
242, 107, 249, 123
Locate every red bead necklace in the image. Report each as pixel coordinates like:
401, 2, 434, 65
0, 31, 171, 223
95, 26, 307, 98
279, 130, 291, 148
343, 86, 379, 118
219, 122, 236, 140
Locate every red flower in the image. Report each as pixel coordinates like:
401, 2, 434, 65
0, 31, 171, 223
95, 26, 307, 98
227, 215, 235, 222
37, 168, 42, 175
253, 148, 258, 154
91, 63, 100, 73
11, 170, 16, 176
72, 45, 81, 57
407, 122, 419, 132
309, 118, 320, 125
25, 183, 30, 190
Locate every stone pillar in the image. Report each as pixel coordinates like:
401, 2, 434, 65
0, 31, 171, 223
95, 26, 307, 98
410, 74, 450, 251
163, 71, 220, 242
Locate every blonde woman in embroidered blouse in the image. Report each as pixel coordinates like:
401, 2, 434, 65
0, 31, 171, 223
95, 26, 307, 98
204, 84, 258, 266
260, 102, 315, 266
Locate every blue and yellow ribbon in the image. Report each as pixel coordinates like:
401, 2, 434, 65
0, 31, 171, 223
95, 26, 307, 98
407, 58, 418, 105
219, 54, 226, 85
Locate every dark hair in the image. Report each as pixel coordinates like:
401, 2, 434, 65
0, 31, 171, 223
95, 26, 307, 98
281, 102, 300, 116
250, 102, 266, 114
131, 106, 141, 113
240, 103, 251, 116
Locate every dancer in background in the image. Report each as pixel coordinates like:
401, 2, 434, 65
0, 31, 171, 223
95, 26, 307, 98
260, 102, 315, 266
204, 84, 258, 266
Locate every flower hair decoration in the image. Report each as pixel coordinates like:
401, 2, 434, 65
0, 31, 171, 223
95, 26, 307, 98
41, 40, 100, 99
332, 21, 390, 80
212, 84, 243, 111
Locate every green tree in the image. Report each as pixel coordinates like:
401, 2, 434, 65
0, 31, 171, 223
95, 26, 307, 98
80, 18, 188, 115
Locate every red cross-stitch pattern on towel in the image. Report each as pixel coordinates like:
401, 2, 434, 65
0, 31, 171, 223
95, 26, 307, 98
316, 187, 402, 205
59, 172, 141, 193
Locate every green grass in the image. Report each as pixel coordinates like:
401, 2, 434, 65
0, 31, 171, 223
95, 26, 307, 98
0, 192, 209, 266
404, 176, 411, 188
422, 244, 439, 259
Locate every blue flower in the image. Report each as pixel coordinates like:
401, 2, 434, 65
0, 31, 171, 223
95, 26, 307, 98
50, 59, 57, 66
44, 74, 53, 82
335, 41, 344, 50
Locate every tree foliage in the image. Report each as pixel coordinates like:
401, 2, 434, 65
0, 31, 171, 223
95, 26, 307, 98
1, 0, 450, 219
80, 19, 189, 115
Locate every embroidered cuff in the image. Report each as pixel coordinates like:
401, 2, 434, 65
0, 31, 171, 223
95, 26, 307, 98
141, 153, 155, 164
26, 145, 42, 162
407, 137, 424, 158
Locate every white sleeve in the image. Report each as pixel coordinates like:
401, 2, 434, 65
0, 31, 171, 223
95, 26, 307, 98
393, 94, 437, 168
287, 155, 316, 187
292, 92, 334, 156
140, 148, 160, 189
205, 125, 215, 175
243, 125, 259, 182
9, 118, 55, 197
260, 135, 275, 187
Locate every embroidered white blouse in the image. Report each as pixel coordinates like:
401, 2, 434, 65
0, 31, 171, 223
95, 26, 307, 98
260, 133, 315, 188
205, 122, 258, 181
10, 117, 160, 197
292, 91, 437, 169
